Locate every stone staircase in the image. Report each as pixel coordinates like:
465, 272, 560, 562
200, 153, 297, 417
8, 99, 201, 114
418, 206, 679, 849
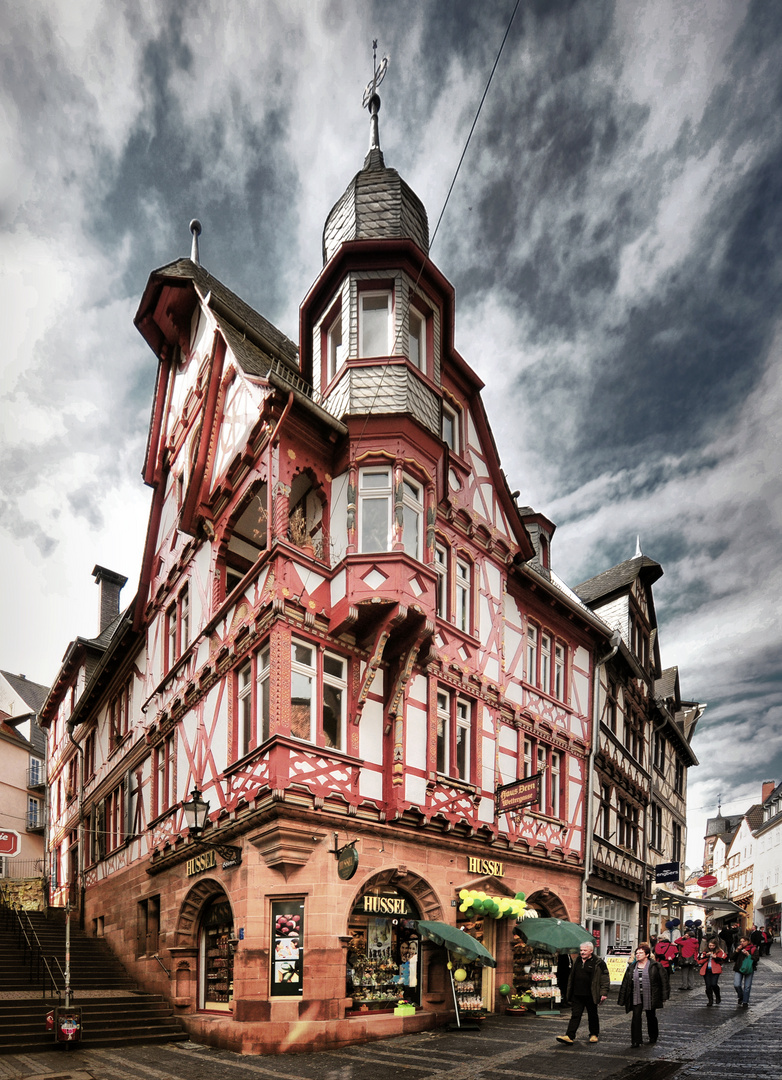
0, 905, 187, 1052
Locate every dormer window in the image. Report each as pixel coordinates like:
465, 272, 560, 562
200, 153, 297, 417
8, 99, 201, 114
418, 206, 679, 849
360, 291, 391, 357
408, 307, 425, 370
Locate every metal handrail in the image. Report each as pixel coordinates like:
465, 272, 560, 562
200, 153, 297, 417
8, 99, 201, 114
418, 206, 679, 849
5, 902, 63, 999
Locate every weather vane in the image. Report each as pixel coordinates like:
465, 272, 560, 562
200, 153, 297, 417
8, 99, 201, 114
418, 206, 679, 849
362, 39, 389, 109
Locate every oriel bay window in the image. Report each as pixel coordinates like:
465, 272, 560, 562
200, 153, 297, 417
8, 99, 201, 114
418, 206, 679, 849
291, 639, 347, 751
436, 689, 472, 782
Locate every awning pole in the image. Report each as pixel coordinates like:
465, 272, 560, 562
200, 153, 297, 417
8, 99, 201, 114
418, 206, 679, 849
448, 957, 461, 1028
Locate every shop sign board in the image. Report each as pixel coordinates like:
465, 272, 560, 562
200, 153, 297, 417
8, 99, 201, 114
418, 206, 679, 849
362, 894, 409, 915
186, 849, 217, 876
0, 829, 20, 857
337, 843, 359, 880
495, 775, 541, 815
655, 861, 680, 883
605, 955, 630, 986
466, 856, 505, 877
697, 874, 718, 888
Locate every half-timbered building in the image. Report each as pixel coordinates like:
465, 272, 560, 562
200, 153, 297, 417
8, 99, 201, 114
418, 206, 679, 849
41, 97, 612, 1052
574, 553, 701, 949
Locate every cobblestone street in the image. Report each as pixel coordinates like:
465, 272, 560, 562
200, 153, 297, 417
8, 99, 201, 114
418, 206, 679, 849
2, 954, 779, 1080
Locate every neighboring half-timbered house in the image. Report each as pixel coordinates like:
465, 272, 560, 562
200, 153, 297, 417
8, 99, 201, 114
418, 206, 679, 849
40, 99, 611, 1053
574, 553, 701, 950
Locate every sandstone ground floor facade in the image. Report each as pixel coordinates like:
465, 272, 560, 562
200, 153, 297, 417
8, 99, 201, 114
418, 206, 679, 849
80, 807, 582, 1053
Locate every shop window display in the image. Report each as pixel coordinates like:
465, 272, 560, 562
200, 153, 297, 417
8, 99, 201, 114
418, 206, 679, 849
199, 898, 234, 1011
270, 900, 304, 995
346, 891, 420, 1013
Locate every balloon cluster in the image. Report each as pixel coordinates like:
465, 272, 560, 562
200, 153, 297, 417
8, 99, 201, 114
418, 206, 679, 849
684, 919, 702, 929
665, 919, 681, 931
458, 889, 528, 920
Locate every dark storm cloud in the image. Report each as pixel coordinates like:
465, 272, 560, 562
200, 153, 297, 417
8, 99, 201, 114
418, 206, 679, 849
89, 5, 299, 320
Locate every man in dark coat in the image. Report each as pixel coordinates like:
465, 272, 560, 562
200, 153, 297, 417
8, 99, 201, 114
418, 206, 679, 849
556, 941, 610, 1045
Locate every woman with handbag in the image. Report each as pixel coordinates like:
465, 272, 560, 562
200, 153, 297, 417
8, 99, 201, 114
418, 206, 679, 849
733, 936, 758, 1007
698, 939, 727, 1005
617, 943, 669, 1047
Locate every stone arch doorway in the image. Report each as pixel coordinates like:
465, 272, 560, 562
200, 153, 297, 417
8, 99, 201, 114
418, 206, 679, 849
175, 879, 235, 1013
525, 888, 569, 920
344, 869, 442, 1014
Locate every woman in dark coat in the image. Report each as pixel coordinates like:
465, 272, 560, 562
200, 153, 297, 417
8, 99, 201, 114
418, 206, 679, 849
617, 942, 669, 1047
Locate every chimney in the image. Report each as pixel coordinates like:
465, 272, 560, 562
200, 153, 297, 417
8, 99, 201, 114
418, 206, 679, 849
762, 780, 776, 804
92, 565, 128, 634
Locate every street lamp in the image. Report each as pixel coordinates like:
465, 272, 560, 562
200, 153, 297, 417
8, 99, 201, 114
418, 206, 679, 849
182, 788, 241, 863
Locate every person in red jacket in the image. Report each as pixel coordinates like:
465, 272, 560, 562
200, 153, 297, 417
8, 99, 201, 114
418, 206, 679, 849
698, 939, 728, 1005
654, 935, 677, 972
675, 931, 699, 989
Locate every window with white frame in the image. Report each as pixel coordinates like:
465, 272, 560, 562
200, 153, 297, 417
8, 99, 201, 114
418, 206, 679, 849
540, 634, 552, 691
526, 624, 538, 684
358, 468, 392, 552
554, 643, 565, 700
455, 558, 471, 634
522, 737, 564, 817
154, 735, 175, 818
674, 758, 685, 795
408, 307, 425, 370
434, 543, 447, 617
442, 402, 460, 454
600, 784, 612, 838
233, 645, 271, 760
358, 467, 423, 560
326, 310, 345, 381
402, 478, 423, 559
27, 795, 43, 830
526, 622, 566, 697
436, 688, 473, 782
290, 639, 347, 751
359, 291, 391, 357
165, 584, 190, 671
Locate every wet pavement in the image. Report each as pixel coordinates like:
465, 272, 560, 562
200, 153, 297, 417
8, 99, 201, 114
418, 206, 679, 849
1, 952, 780, 1080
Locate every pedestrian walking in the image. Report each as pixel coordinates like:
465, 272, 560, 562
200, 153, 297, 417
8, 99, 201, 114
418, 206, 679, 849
697, 939, 727, 1005
555, 941, 609, 1045
719, 923, 736, 959
675, 930, 699, 989
733, 936, 758, 1007
617, 943, 669, 1047
654, 934, 677, 972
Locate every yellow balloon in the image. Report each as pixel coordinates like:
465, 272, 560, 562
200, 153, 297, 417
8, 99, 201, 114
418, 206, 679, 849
454, 968, 467, 982
447, 962, 453, 970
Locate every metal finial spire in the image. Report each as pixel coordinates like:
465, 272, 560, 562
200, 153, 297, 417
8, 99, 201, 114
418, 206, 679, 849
190, 219, 202, 265
362, 41, 389, 156
634, 535, 643, 558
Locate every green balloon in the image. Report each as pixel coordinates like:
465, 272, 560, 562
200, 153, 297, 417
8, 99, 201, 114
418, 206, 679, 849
499, 984, 511, 995
514, 891, 526, 901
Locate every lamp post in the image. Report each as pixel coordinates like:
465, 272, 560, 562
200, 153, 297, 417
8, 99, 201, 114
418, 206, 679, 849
182, 788, 241, 863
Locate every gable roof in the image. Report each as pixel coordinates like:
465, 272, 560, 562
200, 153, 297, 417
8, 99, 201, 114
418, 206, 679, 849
574, 554, 663, 604
135, 257, 299, 371
0, 671, 50, 714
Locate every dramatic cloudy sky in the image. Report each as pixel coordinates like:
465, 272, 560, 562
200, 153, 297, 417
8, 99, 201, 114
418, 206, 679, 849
2, 1, 780, 866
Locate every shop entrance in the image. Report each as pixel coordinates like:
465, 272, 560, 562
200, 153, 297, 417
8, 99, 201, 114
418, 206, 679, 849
346, 886, 421, 1013
198, 892, 234, 1012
